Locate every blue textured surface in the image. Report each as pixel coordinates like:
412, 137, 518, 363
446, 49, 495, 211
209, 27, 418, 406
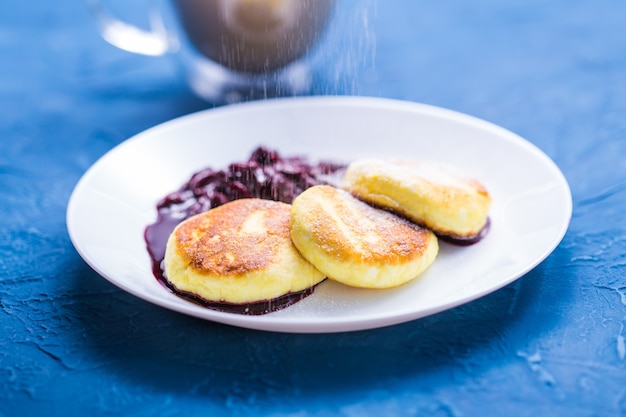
2, 1, 626, 416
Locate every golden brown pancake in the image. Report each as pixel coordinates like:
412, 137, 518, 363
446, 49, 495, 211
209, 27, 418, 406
341, 159, 491, 239
164, 198, 325, 305
290, 185, 438, 289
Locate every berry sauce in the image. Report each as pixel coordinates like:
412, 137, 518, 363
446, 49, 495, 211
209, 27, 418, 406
144, 147, 345, 315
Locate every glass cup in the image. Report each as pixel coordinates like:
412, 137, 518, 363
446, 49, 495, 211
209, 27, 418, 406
88, 0, 337, 103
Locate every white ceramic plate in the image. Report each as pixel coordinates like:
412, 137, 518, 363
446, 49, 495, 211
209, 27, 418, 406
67, 96, 572, 333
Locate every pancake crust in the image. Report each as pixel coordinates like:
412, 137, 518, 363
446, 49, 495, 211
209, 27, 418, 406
290, 185, 438, 289
164, 199, 325, 304
341, 159, 491, 238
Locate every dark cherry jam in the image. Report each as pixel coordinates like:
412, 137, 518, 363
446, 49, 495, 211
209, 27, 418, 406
144, 147, 345, 315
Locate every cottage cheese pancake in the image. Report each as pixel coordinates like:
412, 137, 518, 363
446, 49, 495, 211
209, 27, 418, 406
164, 198, 325, 305
341, 159, 492, 239
290, 185, 438, 289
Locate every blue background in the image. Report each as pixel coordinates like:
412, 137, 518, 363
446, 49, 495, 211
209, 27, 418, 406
2, 0, 626, 416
